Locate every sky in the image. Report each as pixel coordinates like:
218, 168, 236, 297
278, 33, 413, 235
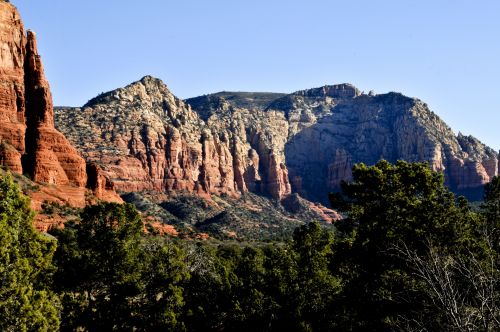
14, 0, 500, 151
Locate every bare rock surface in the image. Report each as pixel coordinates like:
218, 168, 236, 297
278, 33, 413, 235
56, 78, 498, 205
56, 76, 292, 200
0, 2, 121, 214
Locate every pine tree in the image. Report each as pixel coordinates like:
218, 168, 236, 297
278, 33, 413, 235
0, 174, 60, 331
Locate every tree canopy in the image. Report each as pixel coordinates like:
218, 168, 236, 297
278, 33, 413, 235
3, 164, 500, 331
0, 174, 59, 331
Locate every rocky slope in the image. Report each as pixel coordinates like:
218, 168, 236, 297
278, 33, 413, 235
0, 2, 120, 218
188, 85, 499, 202
55, 76, 293, 200
55, 77, 498, 206
198, 91, 286, 111
122, 191, 338, 241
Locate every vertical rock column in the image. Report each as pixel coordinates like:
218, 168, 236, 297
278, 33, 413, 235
0, 2, 26, 173
23, 30, 87, 186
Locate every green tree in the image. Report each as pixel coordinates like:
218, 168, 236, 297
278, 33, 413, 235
53, 202, 144, 331
183, 243, 246, 331
262, 222, 340, 332
0, 174, 60, 331
53, 202, 189, 331
138, 237, 189, 331
293, 222, 341, 331
482, 176, 500, 251
330, 160, 476, 330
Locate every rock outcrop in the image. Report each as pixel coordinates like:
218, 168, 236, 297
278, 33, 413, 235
0, 2, 26, 174
0, 2, 120, 207
55, 78, 498, 204
270, 89, 498, 202
23, 30, 87, 187
55, 77, 292, 200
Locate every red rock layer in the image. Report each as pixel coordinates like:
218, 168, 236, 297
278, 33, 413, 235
0, 2, 26, 173
23, 30, 87, 186
0, 3, 120, 204
86, 163, 122, 203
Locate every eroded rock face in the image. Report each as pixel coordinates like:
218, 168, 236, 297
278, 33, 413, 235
189, 85, 498, 203
86, 163, 122, 203
55, 78, 498, 204
0, 2, 26, 174
23, 30, 87, 186
0, 2, 119, 205
276, 90, 498, 202
56, 77, 292, 200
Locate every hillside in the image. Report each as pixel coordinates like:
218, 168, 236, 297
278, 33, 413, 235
55, 77, 498, 209
186, 91, 286, 115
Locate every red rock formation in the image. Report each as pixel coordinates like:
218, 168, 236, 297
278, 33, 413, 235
86, 163, 122, 203
147, 221, 179, 237
306, 202, 342, 224
0, 2, 121, 209
200, 130, 237, 196
23, 30, 87, 186
264, 154, 292, 199
0, 141, 22, 173
0, 2, 26, 173
164, 126, 203, 193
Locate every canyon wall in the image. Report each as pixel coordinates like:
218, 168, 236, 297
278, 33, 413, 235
0, 2, 119, 207
55, 76, 292, 200
55, 77, 498, 204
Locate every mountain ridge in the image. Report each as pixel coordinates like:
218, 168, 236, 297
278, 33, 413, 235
55, 75, 498, 206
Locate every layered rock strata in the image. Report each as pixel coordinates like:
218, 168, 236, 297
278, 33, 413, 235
0, 2, 120, 205
270, 87, 498, 202
55, 77, 498, 205
0, 2, 27, 174
190, 85, 498, 203
55, 77, 292, 200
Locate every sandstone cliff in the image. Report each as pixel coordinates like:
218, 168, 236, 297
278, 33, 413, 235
55, 77, 498, 205
0, 2, 120, 209
55, 76, 292, 200
0, 2, 27, 174
195, 86, 498, 203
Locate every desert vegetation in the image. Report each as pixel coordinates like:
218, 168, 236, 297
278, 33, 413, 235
2, 161, 500, 331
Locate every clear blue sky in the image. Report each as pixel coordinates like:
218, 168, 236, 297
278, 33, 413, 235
14, 0, 500, 151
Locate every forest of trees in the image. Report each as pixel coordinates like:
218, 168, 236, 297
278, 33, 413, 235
2, 160, 500, 331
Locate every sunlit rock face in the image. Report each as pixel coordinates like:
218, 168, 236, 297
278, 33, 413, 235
56, 76, 292, 200
0, 2, 28, 174
0, 2, 120, 207
56, 76, 498, 204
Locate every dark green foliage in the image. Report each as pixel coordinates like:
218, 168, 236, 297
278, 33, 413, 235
52, 203, 188, 331
7, 161, 500, 331
52, 203, 144, 330
138, 237, 188, 330
483, 177, 500, 229
329, 160, 478, 330
0, 175, 60, 331
181, 221, 340, 332
280, 222, 340, 331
